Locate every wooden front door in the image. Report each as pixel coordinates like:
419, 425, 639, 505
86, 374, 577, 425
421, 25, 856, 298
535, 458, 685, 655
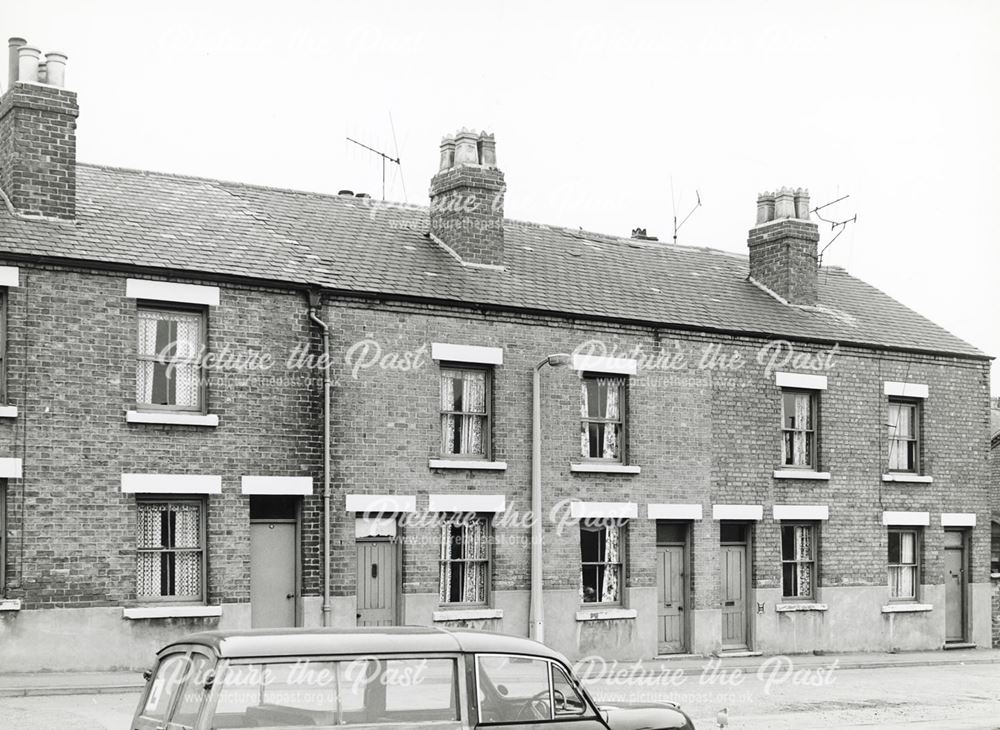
720, 543, 748, 650
657, 545, 686, 654
356, 538, 398, 627
249, 495, 299, 629
944, 530, 966, 642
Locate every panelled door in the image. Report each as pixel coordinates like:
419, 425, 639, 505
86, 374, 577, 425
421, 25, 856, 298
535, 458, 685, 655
720, 521, 749, 650
657, 545, 685, 654
944, 530, 967, 642
356, 538, 398, 627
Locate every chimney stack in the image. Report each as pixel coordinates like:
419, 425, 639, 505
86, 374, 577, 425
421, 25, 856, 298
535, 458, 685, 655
428, 128, 505, 268
748, 187, 820, 306
1, 37, 78, 219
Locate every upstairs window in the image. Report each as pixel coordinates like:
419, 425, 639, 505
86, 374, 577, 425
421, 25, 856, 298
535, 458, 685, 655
136, 306, 204, 411
887, 400, 919, 473
439, 515, 490, 605
781, 524, 816, 599
439, 367, 490, 458
581, 375, 625, 461
888, 528, 920, 601
781, 390, 816, 468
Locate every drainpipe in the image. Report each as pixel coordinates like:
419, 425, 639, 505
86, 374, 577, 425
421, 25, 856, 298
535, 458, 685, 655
308, 292, 332, 627
530, 353, 571, 644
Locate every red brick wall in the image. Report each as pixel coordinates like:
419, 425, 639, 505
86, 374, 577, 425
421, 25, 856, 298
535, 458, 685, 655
0, 263, 322, 608
0, 261, 991, 621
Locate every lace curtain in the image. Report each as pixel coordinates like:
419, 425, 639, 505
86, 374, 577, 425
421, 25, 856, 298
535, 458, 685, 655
440, 370, 486, 455
887, 403, 914, 470
782, 392, 812, 466
580, 379, 620, 459
439, 518, 488, 603
890, 531, 916, 598
136, 310, 201, 407
137, 502, 202, 598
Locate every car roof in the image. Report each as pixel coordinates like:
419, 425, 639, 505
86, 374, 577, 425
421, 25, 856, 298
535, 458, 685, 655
160, 626, 568, 663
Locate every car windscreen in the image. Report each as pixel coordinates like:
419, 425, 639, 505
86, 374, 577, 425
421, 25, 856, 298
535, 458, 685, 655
209, 656, 461, 728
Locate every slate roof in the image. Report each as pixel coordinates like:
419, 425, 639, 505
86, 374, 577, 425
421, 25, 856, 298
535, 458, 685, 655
0, 163, 987, 359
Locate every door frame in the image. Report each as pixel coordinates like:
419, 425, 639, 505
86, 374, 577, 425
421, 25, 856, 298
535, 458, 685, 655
655, 520, 690, 655
720, 521, 753, 652
249, 499, 302, 627
355, 535, 403, 626
943, 528, 968, 643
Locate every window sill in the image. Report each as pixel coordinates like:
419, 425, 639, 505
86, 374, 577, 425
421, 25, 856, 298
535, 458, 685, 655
570, 463, 641, 474
775, 602, 828, 612
122, 605, 222, 620
126, 411, 219, 427
575, 607, 637, 622
0, 599, 22, 612
428, 459, 507, 471
991, 573, 1000, 580
432, 608, 503, 622
773, 470, 830, 480
881, 603, 933, 614
881, 474, 933, 483
0, 406, 17, 418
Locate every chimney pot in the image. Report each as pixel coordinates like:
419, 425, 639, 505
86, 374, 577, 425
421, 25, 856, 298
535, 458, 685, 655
337, 189, 354, 197
794, 188, 810, 220
478, 132, 497, 168
438, 135, 456, 171
7, 37, 25, 87
774, 187, 796, 219
17, 45, 40, 84
453, 129, 480, 166
44, 51, 68, 88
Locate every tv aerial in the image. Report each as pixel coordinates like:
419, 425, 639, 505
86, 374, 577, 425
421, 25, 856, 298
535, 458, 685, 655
670, 178, 702, 244
346, 113, 407, 202
812, 194, 857, 266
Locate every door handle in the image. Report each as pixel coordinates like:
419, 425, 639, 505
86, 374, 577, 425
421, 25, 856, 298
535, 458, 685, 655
286, 593, 294, 599
678, 606, 684, 611
356, 612, 361, 619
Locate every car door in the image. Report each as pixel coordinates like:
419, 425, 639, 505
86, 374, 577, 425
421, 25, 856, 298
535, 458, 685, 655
473, 653, 607, 729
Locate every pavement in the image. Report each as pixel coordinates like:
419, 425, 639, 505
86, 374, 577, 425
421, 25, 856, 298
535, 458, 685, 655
1, 646, 998, 698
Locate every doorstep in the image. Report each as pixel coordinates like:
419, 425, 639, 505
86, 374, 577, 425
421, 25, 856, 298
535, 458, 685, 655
654, 653, 701, 660
715, 650, 763, 658
943, 642, 977, 650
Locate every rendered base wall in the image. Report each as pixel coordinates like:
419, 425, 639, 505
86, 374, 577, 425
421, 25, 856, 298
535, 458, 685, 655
0, 604, 250, 672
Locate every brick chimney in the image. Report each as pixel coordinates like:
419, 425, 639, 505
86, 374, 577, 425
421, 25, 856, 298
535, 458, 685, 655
428, 129, 505, 268
747, 187, 820, 306
0, 38, 78, 220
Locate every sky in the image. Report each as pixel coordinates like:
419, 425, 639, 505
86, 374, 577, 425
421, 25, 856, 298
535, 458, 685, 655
7, 0, 999, 395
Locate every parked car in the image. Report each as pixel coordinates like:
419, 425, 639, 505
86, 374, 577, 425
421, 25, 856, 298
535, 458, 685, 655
130, 626, 695, 729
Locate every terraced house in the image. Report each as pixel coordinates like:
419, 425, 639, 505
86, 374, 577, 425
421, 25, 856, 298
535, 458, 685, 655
0, 43, 993, 671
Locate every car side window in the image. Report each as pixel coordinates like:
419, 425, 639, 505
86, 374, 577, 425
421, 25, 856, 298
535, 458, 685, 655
141, 653, 190, 723
477, 654, 552, 724
168, 653, 212, 729
551, 664, 589, 716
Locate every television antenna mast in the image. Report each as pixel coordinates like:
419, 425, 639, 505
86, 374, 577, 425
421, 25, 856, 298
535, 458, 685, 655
673, 189, 702, 244
345, 135, 401, 201
812, 194, 857, 266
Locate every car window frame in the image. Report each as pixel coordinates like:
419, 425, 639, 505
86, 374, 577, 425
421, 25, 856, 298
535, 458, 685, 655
202, 652, 468, 728
473, 652, 601, 726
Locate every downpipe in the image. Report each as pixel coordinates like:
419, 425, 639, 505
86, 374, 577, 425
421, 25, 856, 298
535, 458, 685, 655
308, 293, 332, 627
